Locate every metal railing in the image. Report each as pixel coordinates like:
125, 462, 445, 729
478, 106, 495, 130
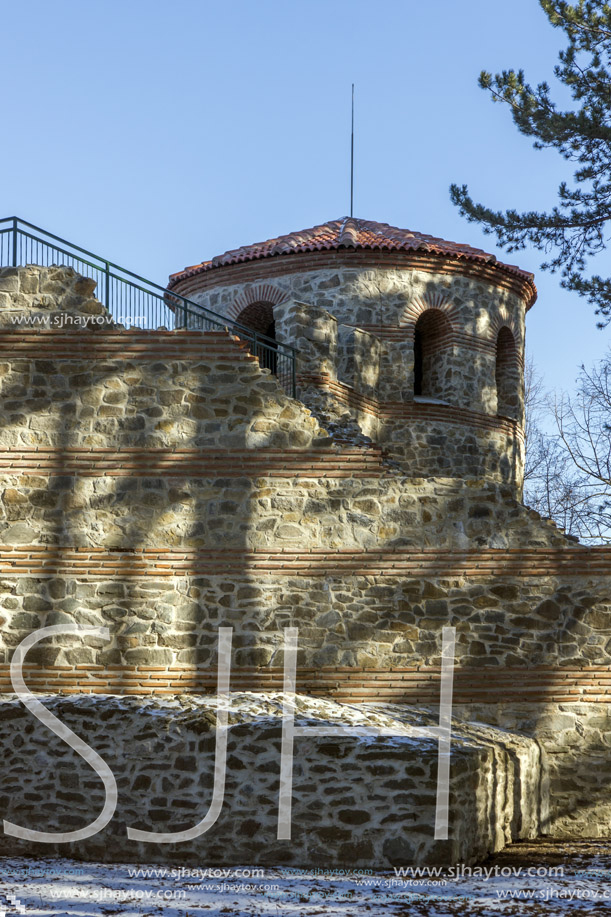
0, 217, 297, 397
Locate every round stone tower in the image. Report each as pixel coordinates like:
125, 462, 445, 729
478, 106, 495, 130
168, 217, 536, 497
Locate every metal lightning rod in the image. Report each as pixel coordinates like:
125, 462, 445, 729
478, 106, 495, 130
350, 83, 355, 218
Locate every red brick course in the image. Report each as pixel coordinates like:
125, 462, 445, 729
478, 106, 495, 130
4, 663, 611, 703
169, 249, 537, 308
0, 330, 256, 361
299, 372, 525, 438
0, 447, 386, 478
0, 545, 605, 576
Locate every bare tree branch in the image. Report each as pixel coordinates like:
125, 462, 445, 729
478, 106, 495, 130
523, 353, 611, 541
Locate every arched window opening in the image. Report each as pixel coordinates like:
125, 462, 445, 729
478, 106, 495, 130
495, 327, 518, 418
234, 301, 278, 375
412, 309, 453, 401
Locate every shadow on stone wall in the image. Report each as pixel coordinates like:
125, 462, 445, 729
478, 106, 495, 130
0, 266, 609, 858
276, 275, 526, 495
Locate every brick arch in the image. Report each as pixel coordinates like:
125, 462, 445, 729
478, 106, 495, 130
490, 310, 522, 356
227, 284, 289, 321
399, 292, 458, 331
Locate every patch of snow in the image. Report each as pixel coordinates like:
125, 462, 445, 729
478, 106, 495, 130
0, 848, 610, 916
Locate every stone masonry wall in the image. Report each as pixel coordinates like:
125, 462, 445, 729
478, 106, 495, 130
172, 255, 527, 361
172, 256, 526, 420
454, 702, 611, 840
0, 266, 609, 849
0, 694, 546, 868
277, 299, 525, 492
172, 255, 527, 490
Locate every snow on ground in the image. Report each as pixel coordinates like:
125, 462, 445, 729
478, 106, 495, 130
0, 841, 610, 917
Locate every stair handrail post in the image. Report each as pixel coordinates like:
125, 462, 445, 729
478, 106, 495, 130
11, 218, 17, 268
104, 261, 110, 311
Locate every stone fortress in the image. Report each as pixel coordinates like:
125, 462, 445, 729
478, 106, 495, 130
0, 217, 609, 867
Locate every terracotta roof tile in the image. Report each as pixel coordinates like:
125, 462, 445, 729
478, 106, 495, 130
168, 217, 535, 295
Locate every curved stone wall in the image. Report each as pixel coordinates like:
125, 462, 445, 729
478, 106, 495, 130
171, 254, 527, 491
170, 253, 526, 417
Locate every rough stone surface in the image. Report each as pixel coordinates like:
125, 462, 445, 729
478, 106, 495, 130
0, 264, 608, 861
455, 702, 611, 840
173, 262, 527, 491
0, 694, 546, 867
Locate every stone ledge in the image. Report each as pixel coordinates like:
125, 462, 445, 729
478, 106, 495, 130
0, 693, 546, 867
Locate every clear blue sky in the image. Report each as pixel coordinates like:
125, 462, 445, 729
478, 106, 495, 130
1, 0, 607, 395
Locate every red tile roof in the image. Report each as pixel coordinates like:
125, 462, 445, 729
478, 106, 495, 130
168, 216, 535, 296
